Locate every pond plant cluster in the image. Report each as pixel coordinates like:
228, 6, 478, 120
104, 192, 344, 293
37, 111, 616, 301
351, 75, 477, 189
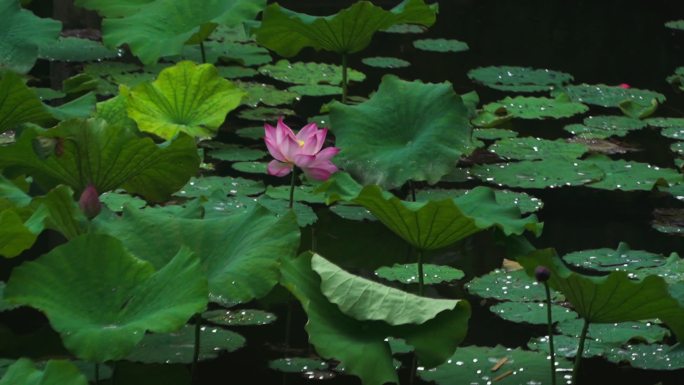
0, 0, 683, 384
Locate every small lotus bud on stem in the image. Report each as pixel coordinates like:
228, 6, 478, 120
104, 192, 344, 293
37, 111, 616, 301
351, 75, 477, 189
535, 266, 551, 282
79, 184, 101, 219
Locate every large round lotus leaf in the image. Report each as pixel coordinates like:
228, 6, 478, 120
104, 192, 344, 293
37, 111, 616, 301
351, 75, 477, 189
232, 161, 268, 174
0, 0, 61, 73
482, 94, 588, 120
125, 324, 244, 363
313, 254, 463, 325
606, 343, 684, 370
467, 66, 573, 92
174, 176, 264, 198
203, 309, 276, 326
234, 81, 299, 107
258, 60, 365, 85
0, 119, 199, 202
217, 66, 257, 79
473, 159, 604, 189
330, 75, 475, 189
518, 249, 684, 341
254, 196, 318, 227
585, 155, 682, 191
0, 359, 88, 385
362, 56, 411, 69
528, 334, 612, 359
585, 115, 646, 132
489, 137, 588, 161
661, 126, 684, 140
557, 319, 670, 345
288, 84, 342, 96
562, 242, 668, 273
269, 357, 328, 373
465, 269, 563, 302
375, 263, 465, 285
415, 188, 543, 214
418, 345, 571, 385
123, 61, 245, 140
102, 0, 266, 65
205, 144, 266, 162
238, 107, 294, 121
666, 20, 684, 30
100, 191, 147, 212
280, 253, 470, 385
321, 174, 541, 250
563, 124, 630, 139
0, 72, 53, 133
490, 301, 578, 325
38, 37, 118, 62
94, 204, 299, 306
559, 84, 665, 107
265, 185, 326, 204
3, 234, 208, 362
382, 23, 426, 34
473, 128, 518, 141
254, 0, 437, 56
413, 38, 469, 53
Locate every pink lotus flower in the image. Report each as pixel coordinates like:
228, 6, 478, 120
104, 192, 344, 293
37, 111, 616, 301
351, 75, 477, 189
618, 83, 631, 89
265, 119, 339, 180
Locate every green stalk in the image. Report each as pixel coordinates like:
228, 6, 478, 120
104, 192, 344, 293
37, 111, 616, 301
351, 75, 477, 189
571, 319, 590, 385
417, 249, 424, 296
191, 314, 201, 382
341, 53, 348, 104
289, 168, 297, 209
199, 41, 207, 64
544, 283, 557, 385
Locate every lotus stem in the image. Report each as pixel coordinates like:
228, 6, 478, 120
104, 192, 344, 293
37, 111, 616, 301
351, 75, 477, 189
341, 53, 348, 104
408, 181, 416, 201
417, 249, 424, 296
289, 168, 297, 209
94, 363, 99, 385
191, 314, 201, 382
572, 319, 590, 385
543, 282, 557, 385
199, 41, 207, 64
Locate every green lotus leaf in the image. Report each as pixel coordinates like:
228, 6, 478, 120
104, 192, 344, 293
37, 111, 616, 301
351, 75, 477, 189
0, 118, 200, 202
585, 155, 682, 191
0, 0, 61, 73
413, 38, 469, 53
660, 127, 684, 142
100, 191, 147, 212
467, 65, 573, 92
362, 57, 411, 69
233, 126, 263, 140
665, 19, 684, 30
217, 66, 257, 79
238, 107, 294, 122
667, 66, 684, 91
583, 115, 646, 134
321, 174, 541, 250
33, 88, 66, 101
647, 117, 684, 129
518, 248, 684, 341
416, 188, 543, 214
259, 60, 365, 85
559, 83, 665, 108
125, 324, 245, 363
482, 94, 588, 120
74, 0, 154, 17
466, 269, 563, 302
473, 128, 518, 140
254, 196, 318, 227
488, 137, 588, 161
265, 184, 325, 204
45, 92, 97, 121
181, 41, 272, 66
0, 208, 44, 258
330, 75, 474, 188
473, 158, 604, 189
268, 357, 328, 373
288, 84, 343, 96
382, 23, 427, 34
4, 234, 208, 362
528, 334, 612, 359
202, 309, 276, 326
235, 81, 299, 107
62, 74, 99, 95
375, 263, 465, 285
0, 282, 18, 312
29, 185, 87, 240
490, 301, 578, 325
94, 204, 300, 306
606, 343, 684, 370
0, 72, 53, 133
619, 97, 658, 119
38, 37, 118, 62
329, 204, 376, 221
83, 62, 165, 96
123, 61, 245, 139
94, 95, 136, 130
174, 176, 264, 199
232, 161, 269, 174
280, 253, 471, 385
0, 358, 87, 385
563, 242, 670, 273
313, 254, 463, 325
672, 142, 684, 157
254, 0, 437, 56
629, 253, 684, 284
418, 345, 571, 385
102, 0, 266, 65
557, 319, 670, 345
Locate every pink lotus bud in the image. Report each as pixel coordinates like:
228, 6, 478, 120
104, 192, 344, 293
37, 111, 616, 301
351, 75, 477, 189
618, 83, 630, 89
79, 184, 101, 219
535, 266, 551, 282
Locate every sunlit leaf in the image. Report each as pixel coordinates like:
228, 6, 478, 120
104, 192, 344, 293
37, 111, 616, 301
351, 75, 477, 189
473, 158, 604, 189
482, 94, 588, 120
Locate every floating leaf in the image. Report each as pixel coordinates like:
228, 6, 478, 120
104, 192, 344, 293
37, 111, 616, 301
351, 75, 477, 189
217, 65, 258, 79
45, 92, 97, 121
206, 144, 266, 162
606, 343, 684, 370
330, 75, 474, 188
255, 196, 318, 227
466, 269, 562, 302
288, 84, 342, 96
473, 159, 604, 189
413, 38, 469, 53
557, 319, 670, 345
562, 242, 669, 273
232, 161, 268, 174
660, 126, 684, 140
665, 19, 684, 31
362, 57, 410, 69
488, 137, 588, 161
672, 142, 684, 156
203, 309, 276, 326
4, 234, 208, 362
180, 41, 272, 66
258, 60, 365, 85
0, 72, 53, 133
0, 359, 88, 385
100, 191, 147, 212
265, 184, 325, 204
666, 66, 684, 91
268, 358, 328, 373
375, 263, 465, 285
123, 61, 245, 140
382, 24, 426, 34
467, 66, 573, 92
234, 126, 264, 140
254, 0, 437, 56
585, 155, 682, 191
482, 95, 588, 120
528, 334, 612, 359
0, 0, 61, 73
238, 106, 294, 121
415, 188, 543, 214
472, 128, 518, 141
418, 345, 571, 385
38, 37, 118, 62
560, 84, 665, 108
235, 81, 299, 107
490, 301, 578, 325
329, 204, 376, 221
126, 324, 244, 363
174, 176, 264, 198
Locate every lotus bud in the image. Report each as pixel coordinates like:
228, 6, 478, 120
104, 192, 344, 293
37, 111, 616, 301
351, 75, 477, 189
535, 266, 551, 282
79, 184, 101, 219
618, 83, 630, 89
